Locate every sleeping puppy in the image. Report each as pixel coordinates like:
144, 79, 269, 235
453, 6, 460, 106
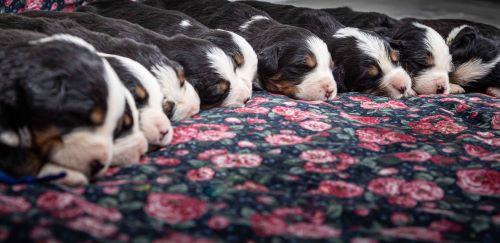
385, 21, 454, 95
402, 18, 500, 96
0, 14, 200, 119
142, 0, 337, 101
19, 12, 240, 110
240, 1, 413, 98
100, 53, 173, 147
321, 7, 400, 34
0, 34, 126, 186
79, 0, 258, 96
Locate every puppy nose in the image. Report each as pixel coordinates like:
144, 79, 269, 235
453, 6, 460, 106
159, 129, 169, 140
89, 160, 104, 177
397, 86, 407, 94
244, 98, 251, 104
436, 85, 445, 94
325, 90, 334, 99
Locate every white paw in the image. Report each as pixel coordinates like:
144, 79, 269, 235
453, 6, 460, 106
450, 84, 466, 94
38, 163, 89, 186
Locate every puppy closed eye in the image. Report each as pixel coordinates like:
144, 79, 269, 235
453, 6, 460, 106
367, 65, 380, 78
424, 52, 434, 67
390, 51, 399, 63
233, 53, 245, 67
177, 69, 186, 88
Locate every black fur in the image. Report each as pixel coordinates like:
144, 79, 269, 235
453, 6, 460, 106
0, 31, 109, 177
20, 12, 228, 109
240, 1, 404, 96
147, 0, 331, 98
322, 7, 400, 34
79, 0, 244, 69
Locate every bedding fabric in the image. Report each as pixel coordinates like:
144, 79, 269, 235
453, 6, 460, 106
0, 92, 499, 242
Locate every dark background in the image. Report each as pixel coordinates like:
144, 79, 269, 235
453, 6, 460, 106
268, 0, 500, 27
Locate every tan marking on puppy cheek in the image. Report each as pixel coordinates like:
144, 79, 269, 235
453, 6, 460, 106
134, 86, 147, 100
33, 126, 63, 156
234, 53, 245, 66
368, 65, 379, 77
90, 107, 105, 125
123, 113, 133, 128
177, 69, 185, 84
425, 54, 435, 66
264, 80, 298, 97
305, 54, 317, 68
390, 51, 399, 62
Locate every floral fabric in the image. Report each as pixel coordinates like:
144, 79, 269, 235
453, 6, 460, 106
0, 92, 499, 242
0, 0, 83, 13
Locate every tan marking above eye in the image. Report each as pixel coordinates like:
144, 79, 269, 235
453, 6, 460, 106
90, 107, 105, 125
330, 60, 336, 70
270, 72, 282, 81
390, 51, 399, 62
234, 53, 245, 66
177, 69, 185, 84
123, 113, 133, 127
305, 54, 317, 68
134, 86, 147, 100
33, 126, 63, 155
425, 54, 435, 66
216, 80, 230, 93
368, 65, 379, 77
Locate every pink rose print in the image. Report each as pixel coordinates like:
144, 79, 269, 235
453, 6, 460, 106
391, 212, 410, 225
381, 227, 443, 242
429, 219, 463, 232
238, 140, 257, 148
172, 124, 234, 144
232, 106, 269, 114
287, 223, 341, 239
272, 106, 327, 122
250, 214, 288, 237
0, 195, 31, 215
155, 157, 181, 166
154, 232, 214, 243
401, 180, 444, 201
145, 193, 208, 224
358, 142, 381, 152
187, 167, 215, 182
247, 118, 267, 124
211, 153, 262, 168
303, 152, 359, 174
360, 100, 407, 109
368, 178, 406, 197
207, 216, 230, 230
408, 115, 466, 135
67, 217, 118, 238
25, 0, 43, 11
463, 144, 490, 157
234, 181, 269, 192
392, 151, 431, 162
300, 149, 337, 163
197, 149, 228, 160
356, 127, 416, 145
265, 134, 311, 146
309, 180, 364, 198
457, 169, 500, 196
299, 120, 332, 131
492, 114, 500, 130
340, 112, 387, 125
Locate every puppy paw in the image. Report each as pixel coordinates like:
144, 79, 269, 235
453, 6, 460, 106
38, 163, 89, 186
450, 84, 465, 94
405, 88, 418, 97
486, 87, 500, 97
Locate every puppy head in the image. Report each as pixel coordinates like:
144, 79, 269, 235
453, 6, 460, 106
258, 35, 336, 100
111, 88, 148, 166
332, 28, 413, 98
102, 53, 173, 146
22, 35, 126, 178
446, 25, 500, 90
390, 22, 452, 95
151, 56, 200, 121
203, 29, 258, 91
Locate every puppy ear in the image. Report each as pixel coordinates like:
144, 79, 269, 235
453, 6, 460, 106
257, 44, 283, 75
451, 27, 478, 49
387, 38, 407, 50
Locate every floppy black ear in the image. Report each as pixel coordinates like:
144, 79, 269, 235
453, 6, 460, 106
451, 26, 478, 50
257, 44, 283, 75
386, 38, 407, 51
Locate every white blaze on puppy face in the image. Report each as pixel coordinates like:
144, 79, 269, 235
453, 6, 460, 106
239, 15, 270, 30
101, 53, 173, 146
151, 63, 201, 121
180, 19, 192, 27
222, 30, 258, 91
413, 23, 453, 95
295, 36, 337, 101
111, 88, 148, 166
206, 47, 252, 107
335, 28, 413, 98
451, 56, 500, 86
446, 25, 470, 46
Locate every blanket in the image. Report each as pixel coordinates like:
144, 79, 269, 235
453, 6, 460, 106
1, 92, 499, 242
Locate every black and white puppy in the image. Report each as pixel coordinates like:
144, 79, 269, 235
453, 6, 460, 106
1, 14, 200, 119
80, 0, 258, 97
402, 18, 500, 96
240, 1, 413, 98
0, 34, 126, 186
145, 0, 337, 100
20, 12, 241, 110
386, 21, 454, 95
321, 7, 400, 34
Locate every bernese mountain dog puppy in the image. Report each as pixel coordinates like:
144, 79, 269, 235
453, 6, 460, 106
321, 6, 400, 35
144, 0, 337, 101
100, 54, 172, 148
19, 12, 244, 110
0, 14, 201, 119
240, 1, 414, 99
0, 34, 126, 186
402, 18, 500, 97
385, 21, 455, 95
79, 0, 258, 98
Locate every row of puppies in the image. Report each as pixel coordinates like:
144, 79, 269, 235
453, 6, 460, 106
237, 0, 500, 96
0, 33, 159, 186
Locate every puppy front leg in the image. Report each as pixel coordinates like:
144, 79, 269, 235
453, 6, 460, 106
450, 83, 466, 94
38, 163, 89, 186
